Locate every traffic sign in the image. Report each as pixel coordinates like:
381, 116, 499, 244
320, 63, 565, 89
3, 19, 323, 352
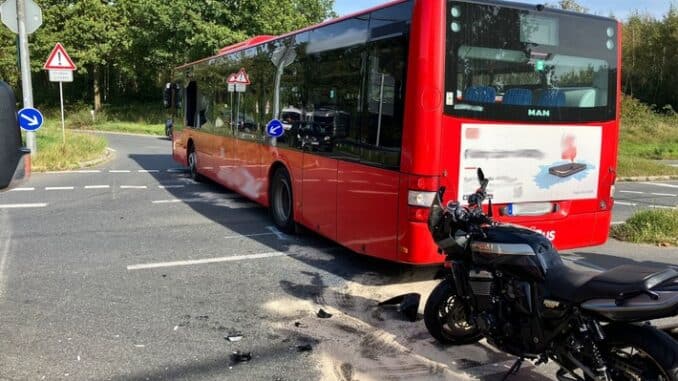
43, 43, 76, 70
266, 119, 285, 138
228, 68, 250, 85
18, 107, 43, 131
48, 70, 73, 82
0, 0, 42, 34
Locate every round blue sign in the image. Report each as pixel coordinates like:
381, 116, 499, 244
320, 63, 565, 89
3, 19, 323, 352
266, 119, 284, 138
18, 107, 44, 132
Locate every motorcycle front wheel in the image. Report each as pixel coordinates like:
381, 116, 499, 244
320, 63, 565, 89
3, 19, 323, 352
423, 280, 482, 345
597, 324, 678, 381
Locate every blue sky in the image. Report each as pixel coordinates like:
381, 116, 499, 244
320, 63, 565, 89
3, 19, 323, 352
334, 0, 676, 19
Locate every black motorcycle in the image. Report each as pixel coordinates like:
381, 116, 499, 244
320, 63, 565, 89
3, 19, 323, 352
424, 168, 678, 381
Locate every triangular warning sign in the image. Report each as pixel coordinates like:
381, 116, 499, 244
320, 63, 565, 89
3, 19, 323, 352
233, 68, 250, 85
43, 43, 77, 70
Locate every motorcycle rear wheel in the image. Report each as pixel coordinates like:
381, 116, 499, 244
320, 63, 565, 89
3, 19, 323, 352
597, 324, 678, 381
424, 280, 482, 345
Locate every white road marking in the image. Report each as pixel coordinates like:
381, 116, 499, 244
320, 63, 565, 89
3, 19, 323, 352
127, 252, 288, 271
0, 214, 11, 299
619, 190, 644, 194
158, 185, 185, 189
611, 221, 624, 225
109, 170, 131, 173
152, 199, 183, 204
120, 185, 148, 190
46, 170, 101, 174
651, 193, 677, 197
107, 148, 117, 152
0, 203, 48, 209
46, 187, 74, 191
166, 168, 185, 173
10, 187, 34, 191
85, 185, 111, 189
614, 201, 637, 206
266, 226, 289, 240
138, 170, 160, 173
644, 182, 678, 189
223, 232, 277, 240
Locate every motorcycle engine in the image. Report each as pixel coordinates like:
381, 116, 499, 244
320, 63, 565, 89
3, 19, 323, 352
469, 271, 546, 355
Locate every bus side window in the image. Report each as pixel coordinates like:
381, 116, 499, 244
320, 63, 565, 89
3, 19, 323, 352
360, 2, 411, 170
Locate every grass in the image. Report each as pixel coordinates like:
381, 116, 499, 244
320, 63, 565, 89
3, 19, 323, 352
29, 122, 108, 172
611, 210, 678, 246
74, 122, 165, 136
42, 103, 166, 136
618, 95, 678, 177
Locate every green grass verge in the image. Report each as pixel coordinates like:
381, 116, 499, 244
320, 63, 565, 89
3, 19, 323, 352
611, 210, 678, 246
71, 122, 165, 136
617, 155, 678, 178
30, 123, 108, 172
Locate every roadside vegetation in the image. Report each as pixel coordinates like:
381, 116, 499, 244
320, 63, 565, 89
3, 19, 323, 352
618, 96, 678, 178
28, 121, 108, 172
44, 103, 166, 136
611, 209, 678, 246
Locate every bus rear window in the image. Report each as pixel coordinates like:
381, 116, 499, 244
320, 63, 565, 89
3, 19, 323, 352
445, 1, 618, 123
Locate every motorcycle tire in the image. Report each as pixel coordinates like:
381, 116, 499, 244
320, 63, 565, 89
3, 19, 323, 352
598, 324, 678, 381
423, 280, 482, 345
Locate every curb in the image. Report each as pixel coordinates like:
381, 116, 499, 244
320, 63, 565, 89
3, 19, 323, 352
618, 175, 678, 182
77, 147, 115, 169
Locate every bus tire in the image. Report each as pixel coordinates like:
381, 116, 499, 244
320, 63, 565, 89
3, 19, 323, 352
270, 167, 295, 234
187, 144, 204, 182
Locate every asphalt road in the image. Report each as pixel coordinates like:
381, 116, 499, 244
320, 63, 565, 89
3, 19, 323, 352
0, 133, 676, 381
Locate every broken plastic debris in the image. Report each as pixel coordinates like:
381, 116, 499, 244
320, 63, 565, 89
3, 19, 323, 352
225, 334, 243, 342
297, 344, 313, 352
316, 309, 332, 319
173, 325, 179, 331
378, 293, 421, 322
231, 351, 252, 363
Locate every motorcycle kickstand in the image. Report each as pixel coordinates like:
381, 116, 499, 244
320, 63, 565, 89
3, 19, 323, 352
501, 357, 525, 381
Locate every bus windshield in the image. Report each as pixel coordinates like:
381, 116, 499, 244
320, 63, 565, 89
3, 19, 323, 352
444, 1, 618, 122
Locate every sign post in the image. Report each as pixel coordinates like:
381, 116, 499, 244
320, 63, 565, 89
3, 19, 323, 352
1, 0, 43, 155
43, 43, 76, 145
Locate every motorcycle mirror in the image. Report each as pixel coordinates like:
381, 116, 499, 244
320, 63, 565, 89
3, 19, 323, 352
0, 81, 30, 191
477, 168, 489, 192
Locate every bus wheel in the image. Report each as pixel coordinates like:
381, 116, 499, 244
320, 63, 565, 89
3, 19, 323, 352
187, 146, 204, 182
271, 168, 295, 234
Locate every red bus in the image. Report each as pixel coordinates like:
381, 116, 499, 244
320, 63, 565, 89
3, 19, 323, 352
166, 0, 621, 264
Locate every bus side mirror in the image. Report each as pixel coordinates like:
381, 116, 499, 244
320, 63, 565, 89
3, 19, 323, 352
0, 81, 30, 191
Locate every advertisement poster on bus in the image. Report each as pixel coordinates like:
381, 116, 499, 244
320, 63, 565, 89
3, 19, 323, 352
458, 124, 603, 204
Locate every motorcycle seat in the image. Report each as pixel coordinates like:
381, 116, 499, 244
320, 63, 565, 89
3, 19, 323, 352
547, 265, 678, 304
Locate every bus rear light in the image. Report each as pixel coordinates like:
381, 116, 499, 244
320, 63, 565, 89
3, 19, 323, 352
409, 176, 439, 191
408, 190, 436, 207
408, 206, 430, 222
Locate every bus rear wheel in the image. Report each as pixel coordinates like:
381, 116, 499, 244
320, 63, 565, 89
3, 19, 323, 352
187, 145, 204, 182
270, 168, 295, 234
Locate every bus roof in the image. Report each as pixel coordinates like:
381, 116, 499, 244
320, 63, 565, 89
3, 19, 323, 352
175, 0, 617, 72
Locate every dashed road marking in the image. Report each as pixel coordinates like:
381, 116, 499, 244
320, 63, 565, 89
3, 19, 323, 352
643, 182, 678, 189
224, 232, 277, 240
158, 185, 185, 189
615, 201, 637, 206
166, 168, 185, 173
619, 190, 644, 194
152, 199, 183, 204
46, 170, 102, 174
126, 251, 288, 271
85, 185, 111, 190
649, 205, 677, 210
651, 193, 677, 197
0, 203, 48, 209
138, 170, 160, 173
109, 170, 131, 173
46, 187, 74, 191
611, 221, 624, 225
120, 185, 148, 190
10, 187, 34, 192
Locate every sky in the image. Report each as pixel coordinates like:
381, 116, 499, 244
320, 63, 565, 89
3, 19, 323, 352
333, 0, 676, 20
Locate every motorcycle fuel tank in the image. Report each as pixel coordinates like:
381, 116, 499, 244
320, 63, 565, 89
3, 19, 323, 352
470, 225, 562, 281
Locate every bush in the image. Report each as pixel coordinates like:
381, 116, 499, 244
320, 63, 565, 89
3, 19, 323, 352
611, 210, 678, 246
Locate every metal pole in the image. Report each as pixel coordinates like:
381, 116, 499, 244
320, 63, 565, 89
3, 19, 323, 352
16, 0, 36, 155
59, 81, 65, 145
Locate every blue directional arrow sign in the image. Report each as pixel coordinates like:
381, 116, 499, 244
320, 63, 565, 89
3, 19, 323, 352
266, 119, 284, 138
18, 107, 44, 132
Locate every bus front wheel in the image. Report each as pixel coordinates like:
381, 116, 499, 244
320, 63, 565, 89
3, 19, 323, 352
187, 145, 204, 182
270, 168, 295, 234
